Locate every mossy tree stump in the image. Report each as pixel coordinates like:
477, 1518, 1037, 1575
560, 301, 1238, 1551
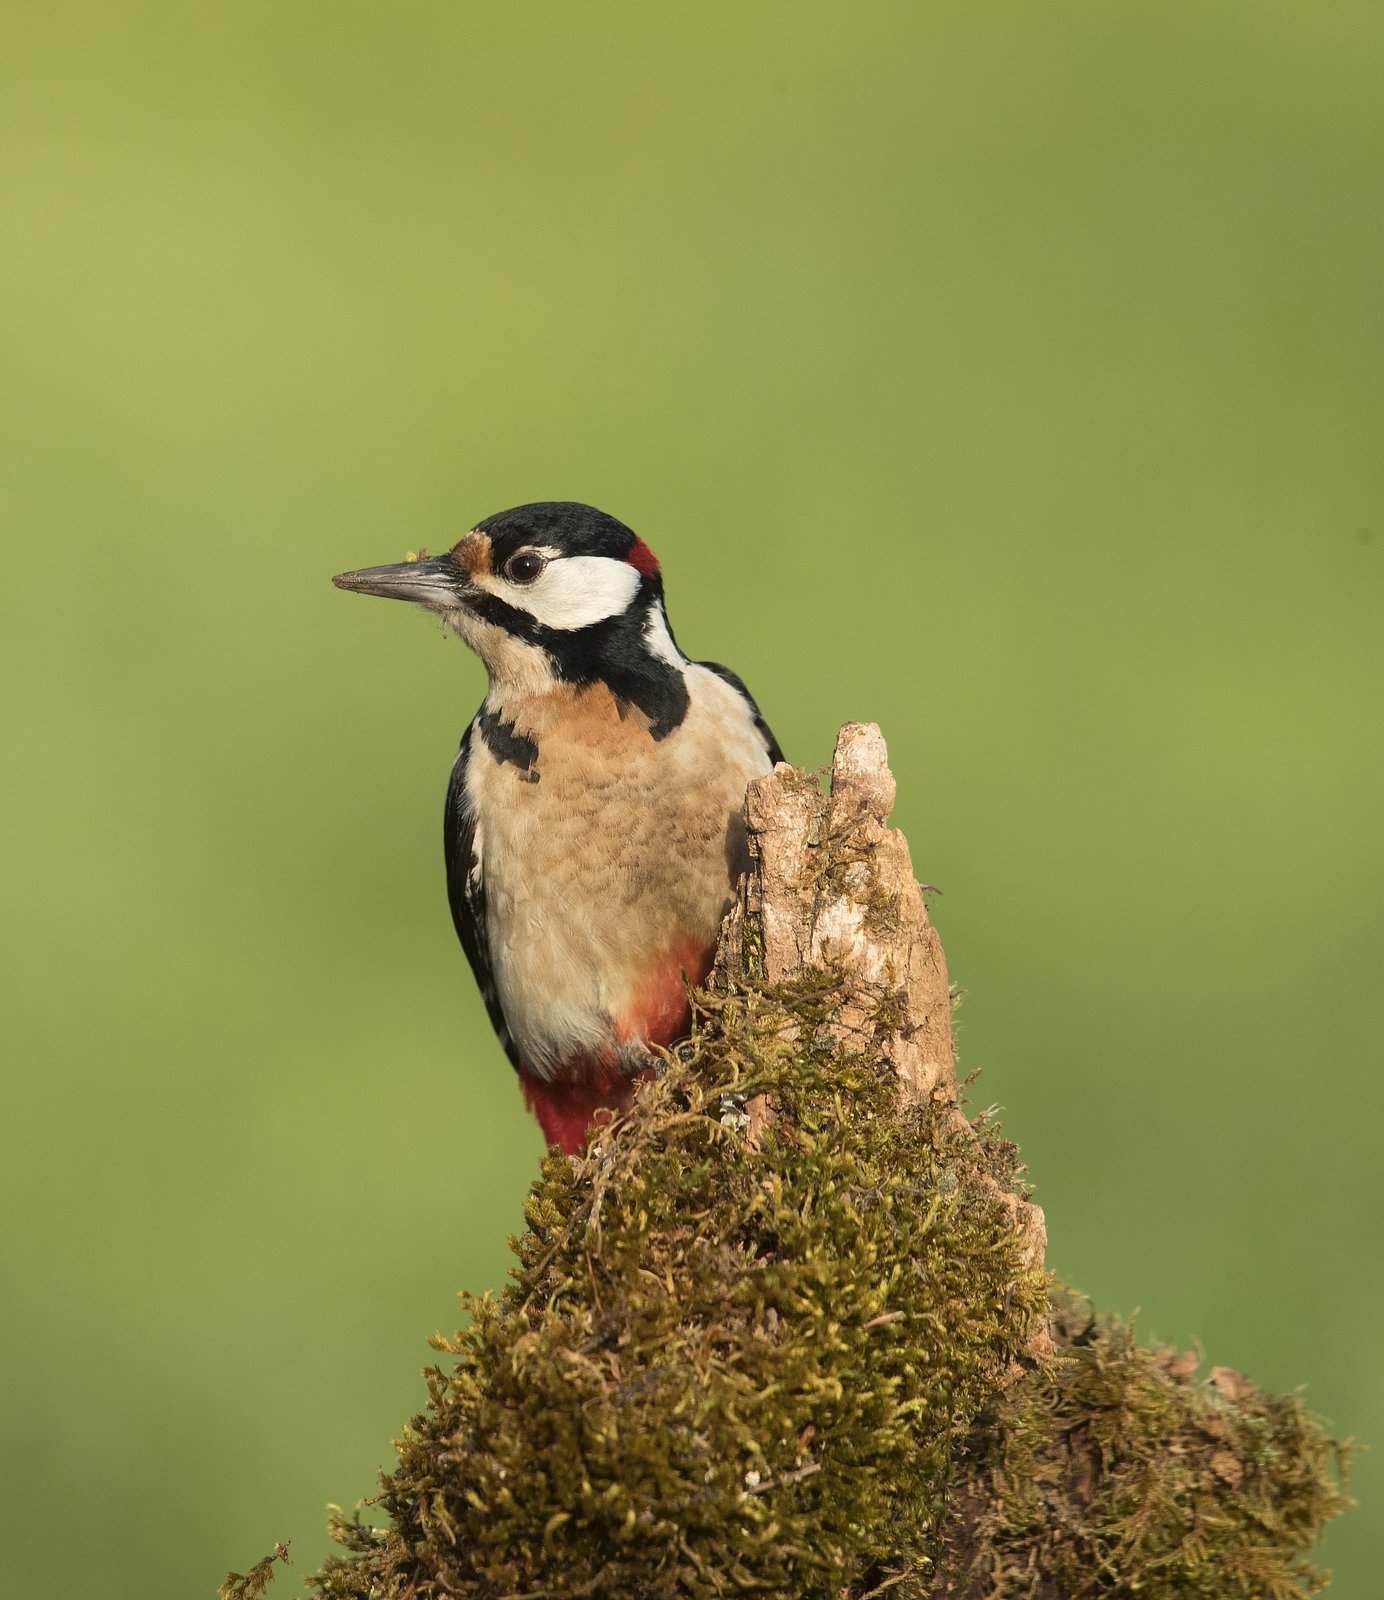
225, 725, 1346, 1600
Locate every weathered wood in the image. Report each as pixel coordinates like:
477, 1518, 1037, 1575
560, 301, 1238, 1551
715, 722, 1048, 1293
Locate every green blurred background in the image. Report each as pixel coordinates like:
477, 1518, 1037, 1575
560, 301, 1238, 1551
2, 3, 1380, 1593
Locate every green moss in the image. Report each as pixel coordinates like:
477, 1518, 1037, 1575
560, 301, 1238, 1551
933, 1294, 1351, 1598
740, 909, 766, 982
290, 973, 1346, 1600
306, 978, 1047, 1600
220, 1543, 291, 1600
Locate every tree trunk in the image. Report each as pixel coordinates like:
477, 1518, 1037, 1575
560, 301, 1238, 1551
232, 724, 1347, 1600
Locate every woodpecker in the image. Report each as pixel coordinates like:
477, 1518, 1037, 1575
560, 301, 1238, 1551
333, 502, 782, 1153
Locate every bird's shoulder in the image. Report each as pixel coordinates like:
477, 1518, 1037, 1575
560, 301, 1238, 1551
693, 660, 785, 766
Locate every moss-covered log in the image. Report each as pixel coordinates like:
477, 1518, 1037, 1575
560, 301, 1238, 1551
233, 724, 1346, 1598
933, 1297, 1347, 1599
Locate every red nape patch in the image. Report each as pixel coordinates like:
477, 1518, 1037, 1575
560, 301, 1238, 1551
519, 1065, 654, 1156
624, 537, 660, 578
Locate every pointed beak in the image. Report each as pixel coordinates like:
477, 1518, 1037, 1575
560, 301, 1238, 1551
331, 556, 469, 607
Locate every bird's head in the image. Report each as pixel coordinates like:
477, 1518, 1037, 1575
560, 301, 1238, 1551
333, 502, 684, 704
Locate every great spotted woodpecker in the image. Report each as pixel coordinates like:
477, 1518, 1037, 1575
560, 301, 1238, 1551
333, 502, 782, 1153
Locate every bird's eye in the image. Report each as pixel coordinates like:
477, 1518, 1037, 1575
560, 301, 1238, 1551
503, 551, 546, 585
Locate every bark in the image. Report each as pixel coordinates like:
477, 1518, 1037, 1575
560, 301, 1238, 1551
716, 722, 1049, 1313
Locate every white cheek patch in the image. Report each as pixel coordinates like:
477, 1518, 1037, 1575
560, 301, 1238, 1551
496, 555, 642, 631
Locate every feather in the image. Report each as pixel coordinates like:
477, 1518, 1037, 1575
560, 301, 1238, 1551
444, 721, 520, 1069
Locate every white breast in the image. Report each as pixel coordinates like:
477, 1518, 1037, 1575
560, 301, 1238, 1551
464, 666, 772, 1079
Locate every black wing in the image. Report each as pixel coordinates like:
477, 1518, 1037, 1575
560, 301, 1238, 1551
444, 719, 521, 1071
698, 661, 785, 766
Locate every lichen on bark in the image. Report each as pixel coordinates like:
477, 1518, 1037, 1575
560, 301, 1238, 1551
238, 724, 1345, 1598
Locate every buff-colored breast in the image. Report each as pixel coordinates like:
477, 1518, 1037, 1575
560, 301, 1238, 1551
466, 666, 772, 1080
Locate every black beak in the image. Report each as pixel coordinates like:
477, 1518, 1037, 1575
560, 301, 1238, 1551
331, 556, 468, 606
